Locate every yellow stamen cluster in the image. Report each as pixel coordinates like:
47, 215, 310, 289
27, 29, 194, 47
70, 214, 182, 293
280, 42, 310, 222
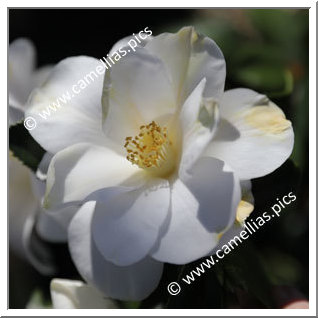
124, 121, 173, 171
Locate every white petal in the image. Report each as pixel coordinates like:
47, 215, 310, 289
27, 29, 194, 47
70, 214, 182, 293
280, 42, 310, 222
25, 56, 106, 154
68, 202, 164, 301
9, 39, 53, 125
35, 152, 78, 243
9, 156, 56, 275
32, 65, 53, 90
50, 279, 117, 309
22, 214, 57, 276
92, 178, 170, 266
209, 179, 254, 255
209, 221, 244, 256
146, 26, 226, 105
9, 105, 24, 126
9, 38, 35, 109
102, 47, 176, 145
178, 80, 220, 179
109, 34, 153, 55
146, 27, 192, 104
9, 156, 38, 258
179, 78, 207, 133
152, 157, 241, 264
44, 143, 142, 209
36, 206, 78, 243
185, 29, 225, 101
206, 88, 294, 179
236, 180, 254, 224
31, 152, 54, 199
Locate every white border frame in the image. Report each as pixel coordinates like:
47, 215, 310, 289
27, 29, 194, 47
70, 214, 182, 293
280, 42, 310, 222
2, 1, 316, 316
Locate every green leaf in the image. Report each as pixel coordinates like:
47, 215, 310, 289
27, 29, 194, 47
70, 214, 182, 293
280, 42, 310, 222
26, 289, 52, 309
9, 123, 45, 172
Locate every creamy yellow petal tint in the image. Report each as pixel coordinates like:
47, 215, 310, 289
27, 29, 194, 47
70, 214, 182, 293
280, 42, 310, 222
245, 104, 291, 135
236, 200, 254, 224
124, 121, 176, 177
236, 188, 254, 224
217, 193, 254, 241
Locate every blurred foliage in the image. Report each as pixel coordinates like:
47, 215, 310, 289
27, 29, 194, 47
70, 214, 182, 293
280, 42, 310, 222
26, 289, 52, 309
9, 9, 309, 309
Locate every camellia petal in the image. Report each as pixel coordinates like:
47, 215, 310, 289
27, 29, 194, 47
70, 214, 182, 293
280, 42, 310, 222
9, 156, 55, 275
102, 47, 176, 145
183, 28, 226, 102
209, 221, 244, 256
109, 34, 153, 56
9, 38, 53, 126
146, 27, 192, 104
50, 279, 117, 309
26, 56, 107, 154
36, 206, 78, 243
210, 179, 254, 254
205, 88, 294, 179
151, 157, 241, 264
92, 178, 170, 266
9, 38, 35, 109
34, 152, 78, 243
32, 65, 53, 90
9, 106, 24, 125
236, 180, 254, 224
9, 156, 38, 258
146, 26, 226, 105
44, 143, 142, 210
31, 152, 54, 199
179, 79, 220, 179
68, 201, 164, 301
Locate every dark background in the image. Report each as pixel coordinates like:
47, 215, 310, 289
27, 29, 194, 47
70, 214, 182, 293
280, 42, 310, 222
9, 9, 195, 66
9, 9, 309, 309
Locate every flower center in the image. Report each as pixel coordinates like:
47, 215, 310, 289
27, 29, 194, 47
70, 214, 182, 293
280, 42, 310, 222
124, 121, 175, 177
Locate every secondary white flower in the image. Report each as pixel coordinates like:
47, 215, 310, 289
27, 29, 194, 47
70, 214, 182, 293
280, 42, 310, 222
9, 40, 67, 273
9, 155, 55, 275
9, 156, 37, 258
9, 153, 78, 276
50, 279, 117, 309
26, 26, 294, 300
9, 38, 52, 125
9, 39, 54, 273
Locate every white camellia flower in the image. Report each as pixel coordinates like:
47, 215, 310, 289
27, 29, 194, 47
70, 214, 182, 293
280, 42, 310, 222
50, 279, 117, 309
9, 152, 76, 275
9, 39, 58, 274
26, 26, 294, 301
9, 154, 57, 275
